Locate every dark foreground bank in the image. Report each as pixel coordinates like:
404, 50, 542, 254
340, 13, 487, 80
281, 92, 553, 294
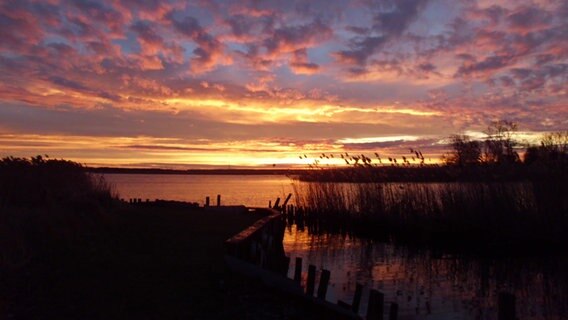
3, 203, 335, 319
0, 156, 325, 319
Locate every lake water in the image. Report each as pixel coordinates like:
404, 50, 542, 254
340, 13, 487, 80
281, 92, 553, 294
283, 225, 568, 319
103, 173, 294, 207
103, 174, 567, 319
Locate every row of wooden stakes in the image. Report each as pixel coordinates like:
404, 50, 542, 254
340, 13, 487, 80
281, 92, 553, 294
284, 256, 517, 320
285, 256, 399, 320
126, 195, 223, 206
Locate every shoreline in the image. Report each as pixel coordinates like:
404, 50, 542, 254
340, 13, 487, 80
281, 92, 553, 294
89, 167, 307, 176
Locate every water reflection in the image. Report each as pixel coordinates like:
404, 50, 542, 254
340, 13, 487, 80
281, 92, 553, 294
283, 224, 568, 319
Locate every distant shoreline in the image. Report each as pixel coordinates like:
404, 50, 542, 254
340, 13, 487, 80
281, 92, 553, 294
88, 167, 308, 176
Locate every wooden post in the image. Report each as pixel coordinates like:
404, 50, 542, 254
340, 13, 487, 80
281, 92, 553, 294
282, 193, 292, 208
282, 256, 290, 276
205, 196, 210, 207
352, 283, 363, 313
389, 302, 398, 320
367, 289, 384, 320
306, 264, 316, 296
294, 257, 302, 283
498, 292, 515, 320
317, 269, 330, 300
216, 194, 221, 206
273, 197, 281, 210
268, 200, 272, 208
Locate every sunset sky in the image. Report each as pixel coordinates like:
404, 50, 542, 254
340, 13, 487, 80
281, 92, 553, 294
1, 0, 566, 168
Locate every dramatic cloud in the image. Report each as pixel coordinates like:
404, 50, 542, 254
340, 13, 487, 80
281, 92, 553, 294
0, 0, 566, 167
289, 49, 320, 74
170, 14, 230, 73
333, 0, 429, 69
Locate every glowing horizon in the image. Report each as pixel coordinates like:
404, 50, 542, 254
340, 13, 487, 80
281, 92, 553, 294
1, 0, 566, 168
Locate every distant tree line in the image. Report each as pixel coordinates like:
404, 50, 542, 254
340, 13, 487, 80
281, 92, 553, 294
297, 120, 567, 182
444, 120, 567, 167
524, 131, 568, 165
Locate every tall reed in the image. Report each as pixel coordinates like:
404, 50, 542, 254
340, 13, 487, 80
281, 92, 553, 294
293, 178, 567, 250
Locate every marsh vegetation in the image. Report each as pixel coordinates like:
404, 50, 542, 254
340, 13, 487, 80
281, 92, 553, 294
292, 125, 568, 251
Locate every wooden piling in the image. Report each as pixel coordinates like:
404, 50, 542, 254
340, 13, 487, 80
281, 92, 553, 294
498, 292, 515, 320
352, 283, 363, 313
293, 257, 303, 283
367, 289, 384, 320
282, 193, 292, 208
205, 196, 210, 207
306, 264, 316, 296
317, 269, 330, 300
268, 200, 272, 208
282, 256, 290, 277
389, 302, 398, 320
273, 197, 281, 210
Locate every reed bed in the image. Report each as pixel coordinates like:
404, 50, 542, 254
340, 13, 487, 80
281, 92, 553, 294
291, 176, 568, 251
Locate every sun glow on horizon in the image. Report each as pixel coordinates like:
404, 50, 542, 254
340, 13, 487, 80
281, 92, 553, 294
162, 97, 441, 124
0, 132, 449, 168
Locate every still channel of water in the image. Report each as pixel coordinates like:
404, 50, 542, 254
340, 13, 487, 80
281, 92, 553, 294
104, 173, 567, 319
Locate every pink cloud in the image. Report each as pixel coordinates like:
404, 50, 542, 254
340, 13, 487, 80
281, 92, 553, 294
0, 3, 44, 51
506, 5, 553, 33
263, 20, 332, 56
289, 49, 320, 74
170, 15, 230, 73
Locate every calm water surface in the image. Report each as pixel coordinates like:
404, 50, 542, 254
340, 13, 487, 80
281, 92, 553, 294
283, 225, 567, 319
103, 173, 294, 207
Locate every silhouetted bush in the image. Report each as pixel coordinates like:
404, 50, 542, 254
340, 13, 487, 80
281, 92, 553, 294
0, 155, 116, 208
0, 156, 118, 268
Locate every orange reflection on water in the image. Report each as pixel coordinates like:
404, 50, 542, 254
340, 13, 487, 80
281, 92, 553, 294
283, 224, 568, 319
